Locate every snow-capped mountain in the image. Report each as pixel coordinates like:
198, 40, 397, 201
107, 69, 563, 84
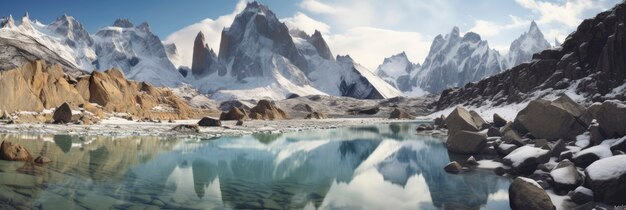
93, 19, 183, 87
0, 14, 183, 87
188, 2, 401, 100
375, 52, 421, 92
506, 21, 551, 67
415, 27, 507, 94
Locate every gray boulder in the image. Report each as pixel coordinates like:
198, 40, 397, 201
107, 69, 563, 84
514, 95, 589, 141
595, 100, 626, 138
445, 107, 482, 137
493, 113, 507, 127
503, 146, 550, 175
509, 177, 555, 210
446, 130, 487, 154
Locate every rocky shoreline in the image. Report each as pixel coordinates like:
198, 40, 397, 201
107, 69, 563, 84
431, 95, 626, 209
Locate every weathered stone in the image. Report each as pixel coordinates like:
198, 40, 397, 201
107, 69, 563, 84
513, 96, 588, 141
52, 102, 72, 124
444, 161, 462, 174
305, 112, 327, 119
568, 187, 593, 205
446, 130, 487, 155
416, 124, 434, 131
589, 124, 606, 146
493, 113, 507, 127
236, 120, 244, 126
509, 177, 555, 210
389, 108, 413, 119
558, 151, 573, 161
198, 117, 221, 127
466, 156, 478, 166
534, 139, 549, 148
501, 129, 524, 147
0, 141, 31, 161
550, 139, 567, 157
445, 107, 481, 137
496, 143, 518, 157
503, 146, 550, 175
469, 110, 487, 129
249, 100, 288, 120
172, 125, 199, 133
487, 127, 502, 137
219, 107, 248, 121
595, 100, 626, 138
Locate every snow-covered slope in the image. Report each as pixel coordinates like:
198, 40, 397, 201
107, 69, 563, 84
93, 19, 183, 87
506, 21, 551, 67
415, 27, 506, 94
375, 52, 424, 96
188, 2, 401, 100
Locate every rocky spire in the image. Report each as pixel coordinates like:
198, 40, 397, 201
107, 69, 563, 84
308, 30, 334, 60
554, 38, 561, 47
191, 31, 217, 76
1, 15, 16, 28
21, 12, 33, 30
112, 18, 133, 28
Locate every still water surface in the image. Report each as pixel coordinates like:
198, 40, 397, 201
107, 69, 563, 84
0, 123, 510, 210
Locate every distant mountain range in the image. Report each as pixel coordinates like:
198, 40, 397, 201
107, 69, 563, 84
376, 21, 553, 96
0, 2, 558, 100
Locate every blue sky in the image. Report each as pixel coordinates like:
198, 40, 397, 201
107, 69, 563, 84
1, 0, 620, 69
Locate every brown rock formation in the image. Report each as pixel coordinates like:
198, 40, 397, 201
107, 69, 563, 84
0, 60, 197, 123
249, 100, 288, 120
0, 141, 32, 161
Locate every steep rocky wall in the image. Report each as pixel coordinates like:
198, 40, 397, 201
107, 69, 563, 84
436, 2, 626, 110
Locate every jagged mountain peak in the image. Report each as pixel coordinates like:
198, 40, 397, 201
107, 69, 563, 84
376, 51, 421, 92
506, 20, 551, 67
529, 20, 540, 34
450, 26, 460, 37
20, 12, 33, 29
1, 15, 16, 28
113, 18, 134, 28
48, 14, 94, 46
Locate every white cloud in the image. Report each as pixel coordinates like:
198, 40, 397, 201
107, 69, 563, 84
468, 15, 530, 37
326, 27, 430, 70
516, 0, 601, 27
281, 12, 330, 34
164, 0, 247, 67
299, 0, 339, 14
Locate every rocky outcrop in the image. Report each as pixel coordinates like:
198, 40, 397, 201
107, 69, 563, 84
220, 107, 248, 121
389, 108, 413, 119
191, 31, 218, 76
0, 60, 197, 123
52, 102, 72, 123
513, 95, 589, 141
0, 141, 31, 161
509, 177, 556, 210
248, 100, 288, 120
198, 117, 221, 127
436, 2, 626, 110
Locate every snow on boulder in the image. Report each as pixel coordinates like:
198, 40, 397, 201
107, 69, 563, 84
595, 100, 626, 138
585, 155, 626, 205
446, 130, 487, 155
503, 146, 550, 175
611, 136, 626, 152
509, 177, 555, 210
568, 186, 593, 205
573, 142, 613, 168
550, 160, 583, 195
513, 95, 589, 141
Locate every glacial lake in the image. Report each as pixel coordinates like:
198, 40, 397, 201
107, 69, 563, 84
0, 123, 511, 210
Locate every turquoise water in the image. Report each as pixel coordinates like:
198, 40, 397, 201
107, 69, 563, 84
0, 123, 511, 210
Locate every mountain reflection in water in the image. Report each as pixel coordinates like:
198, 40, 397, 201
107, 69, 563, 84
0, 123, 510, 210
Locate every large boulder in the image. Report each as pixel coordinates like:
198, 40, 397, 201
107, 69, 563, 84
249, 100, 288, 120
389, 108, 414, 119
573, 144, 612, 168
513, 95, 589, 141
509, 177, 555, 210
550, 160, 583, 195
446, 130, 487, 154
0, 141, 32, 161
585, 155, 626, 205
219, 107, 248, 121
595, 100, 626, 138
503, 146, 550, 175
198, 117, 221, 127
493, 113, 507, 127
52, 102, 72, 124
445, 107, 482, 137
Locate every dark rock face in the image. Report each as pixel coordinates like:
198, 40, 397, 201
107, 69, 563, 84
0, 141, 32, 161
509, 178, 556, 210
52, 102, 72, 124
446, 130, 487, 155
493, 114, 507, 127
308, 30, 334, 61
191, 32, 218, 76
198, 117, 221, 127
436, 2, 626, 110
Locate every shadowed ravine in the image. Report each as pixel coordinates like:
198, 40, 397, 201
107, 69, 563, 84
0, 124, 510, 210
